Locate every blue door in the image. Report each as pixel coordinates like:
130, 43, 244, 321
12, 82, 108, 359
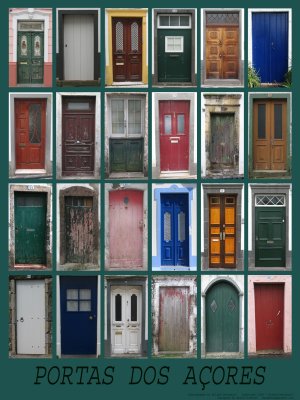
60, 276, 97, 355
161, 193, 189, 266
252, 12, 288, 83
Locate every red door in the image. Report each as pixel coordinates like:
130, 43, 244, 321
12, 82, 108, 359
159, 100, 190, 172
109, 190, 143, 268
15, 99, 46, 169
255, 283, 284, 351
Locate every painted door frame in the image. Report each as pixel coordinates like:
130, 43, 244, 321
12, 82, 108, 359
56, 9, 100, 83
201, 276, 244, 358
152, 8, 196, 86
152, 184, 197, 271
248, 9, 292, 82
56, 275, 101, 358
152, 92, 197, 179
201, 8, 244, 87
248, 184, 292, 270
105, 277, 147, 357
9, 184, 52, 270
201, 184, 244, 270
248, 93, 292, 178
58, 185, 99, 270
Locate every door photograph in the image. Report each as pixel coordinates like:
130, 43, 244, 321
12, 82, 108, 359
58, 276, 99, 357
249, 9, 291, 85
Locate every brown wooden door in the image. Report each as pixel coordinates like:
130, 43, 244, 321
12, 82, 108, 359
255, 284, 284, 351
205, 12, 239, 79
62, 97, 95, 176
112, 18, 142, 82
209, 195, 236, 268
15, 99, 46, 170
253, 99, 287, 171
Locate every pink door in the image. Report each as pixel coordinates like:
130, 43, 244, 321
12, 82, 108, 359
109, 190, 143, 268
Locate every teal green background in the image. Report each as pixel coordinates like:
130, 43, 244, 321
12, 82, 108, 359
0, 0, 298, 399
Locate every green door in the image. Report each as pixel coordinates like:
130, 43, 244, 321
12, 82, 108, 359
15, 192, 47, 264
110, 139, 143, 172
255, 207, 286, 267
206, 281, 239, 353
157, 29, 191, 83
17, 31, 44, 84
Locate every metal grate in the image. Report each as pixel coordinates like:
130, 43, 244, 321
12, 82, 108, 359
206, 12, 239, 26
33, 35, 41, 57
115, 21, 123, 51
164, 212, 171, 242
20, 35, 27, 56
131, 22, 139, 51
255, 195, 285, 207
178, 211, 186, 242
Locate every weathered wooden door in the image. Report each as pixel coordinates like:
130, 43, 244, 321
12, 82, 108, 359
109, 97, 144, 173
158, 286, 189, 352
209, 195, 236, 268
15, 192, 47, 265
62, 97, 95, 176
252, 12, 288, 83
206, 12, 239, 79
255, 195, 286, 268
157, 14, 191, 82
60, 276, 97, 355
17, 22, 44, 84
16, 280, 45, 354
113, 18, 142, 82
255, 283, 284, 351
161, 193, 189, 267
63, 14, 94, 80
210, 113, 235, 170
159, 100, 190, 172
111, 286, 141, 354
15, 99, 46, 170
109, 190, 143, 268
253, 99, 287, 171
65, 196, 94, 264
206, 281, 239, 353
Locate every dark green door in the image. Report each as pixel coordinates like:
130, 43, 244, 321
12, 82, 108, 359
17, 31, 44, 84
157, 29, 191, 82
110, 139, 143, 172
206, 281, 239, 353
255, 207, 286, 267
15, 192, 47, 264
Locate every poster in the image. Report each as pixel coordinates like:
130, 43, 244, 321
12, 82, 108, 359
0, 0, 297, 399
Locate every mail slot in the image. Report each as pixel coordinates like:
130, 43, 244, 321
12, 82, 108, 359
20, 62, 28, 65
267, 240, 274, 244
171, 140, 179, 144
116, 62, 124, 66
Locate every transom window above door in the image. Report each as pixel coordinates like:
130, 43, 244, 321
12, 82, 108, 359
110, 96, 145, 137
255, 195, 286, 207
158, 15, 191, 28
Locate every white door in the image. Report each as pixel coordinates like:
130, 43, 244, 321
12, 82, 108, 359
64, 14, 94, 80
111, 286, 141, 354
16, 280, 46, 355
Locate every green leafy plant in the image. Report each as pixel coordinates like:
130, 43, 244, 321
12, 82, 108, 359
248, 65, 261, 88
282, 67, 292, 88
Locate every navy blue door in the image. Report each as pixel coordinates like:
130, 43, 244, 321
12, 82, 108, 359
252, 12, 288, 83
161, 193, 189, 266
60, 276, 97, 355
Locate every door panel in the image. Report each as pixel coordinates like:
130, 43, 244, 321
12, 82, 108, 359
109, 190, 143, 268
210, 113, 235, 170
111, 286, 141, 354
16, 280, 45, 354
15, 99, 46, 169
161, 193, 189, 266
255, 207, 285, 267
17, 31, 44, 84
60, 276, 97, 355
206, 281, 239, 353
113, 18, 142, 82
158, 286, 189, 352
253, 99, 287, 171
110, 139, 143, 172
159, 100, 190, 172
15, 192, 47, 265
252, 12, 288, 83
62, 97, 95, 176
209, 195, 236, 268
255, 284, 284, 351
63, 14, 94, 80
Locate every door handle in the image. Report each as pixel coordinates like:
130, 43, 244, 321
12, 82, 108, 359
220, 232, 222, 240
65, 44, 67, 47
223, 231, 226, 240
20, 317, 24, 322
219, 53, 223, 58
76, 140, 81, 144
89, 315, 94, 320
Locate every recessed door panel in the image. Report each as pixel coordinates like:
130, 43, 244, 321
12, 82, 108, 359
210, 113, 235, 170
206, 281, 239, 353
255, 283, 284, 351
159, 100, 190, 172
17, 30, 44, 84
60, 276, 97, 355
15, 99, 46, 170
109, 190, 143, 268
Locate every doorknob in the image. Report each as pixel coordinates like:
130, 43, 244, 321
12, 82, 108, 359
219, 53, 223, 58
89, 315, 94, 320
65, 44, 68, 47
76, 140, 80, 144
20, 317, 24, 322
